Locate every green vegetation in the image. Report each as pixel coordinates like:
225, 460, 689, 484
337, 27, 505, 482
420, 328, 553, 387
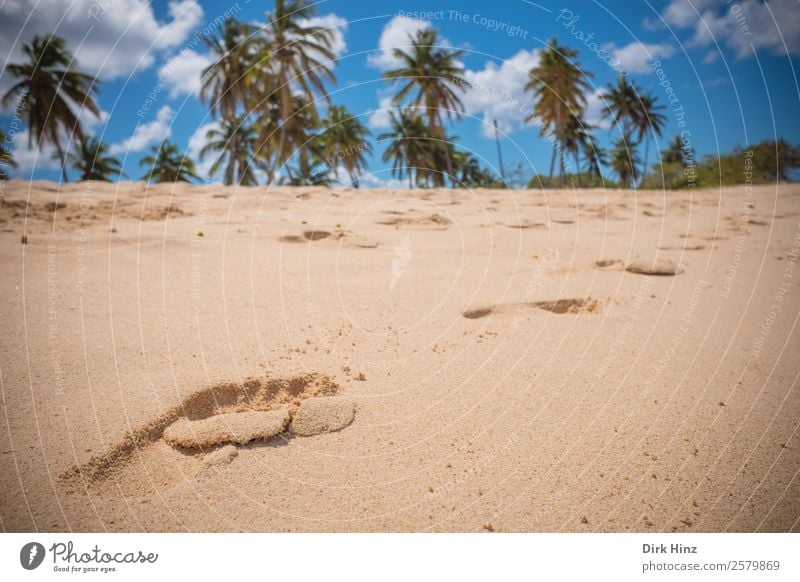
3, 11, 798, 188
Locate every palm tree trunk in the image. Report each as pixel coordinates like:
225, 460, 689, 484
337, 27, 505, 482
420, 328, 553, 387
641, 136, 650, 187
548, 144, 557, 183
269, 79, 290, 184
53, 138, 69, 183
575, 152, 582, 188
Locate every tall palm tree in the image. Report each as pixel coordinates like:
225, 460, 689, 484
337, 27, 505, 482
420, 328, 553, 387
256, 95, 323, 184
2, 35, 101, 182
379, 108, 436, 188
0, 127, 17, 179
600, 76, 641, 136
634, 91, 666, 184
581, 133, 608, 181
525, 38, 593, 185
200, 19, 261, 120
260, 0, 336, 182
318, 105, 372, 187
384, 28, 469, 187
610, 133, 641, 188
200, 117, 264, 186
140, 142, 198, 183
67, 136, 124, 181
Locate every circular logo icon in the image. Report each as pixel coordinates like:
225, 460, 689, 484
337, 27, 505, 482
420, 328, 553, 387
20, 542, 45, 570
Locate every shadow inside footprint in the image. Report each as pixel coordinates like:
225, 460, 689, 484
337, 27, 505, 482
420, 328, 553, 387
462, 306, 495, 319
462, 298, 600, 319
303, 230, 331, 241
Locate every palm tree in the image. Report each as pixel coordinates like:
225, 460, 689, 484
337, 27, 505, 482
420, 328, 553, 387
2, 35, 101, 182
581, 133, 608, 181
525, 38, 593, 185
452, 150, 501, 187
0, 127, 17, 179
384, 28, 469, 186
140, 142, 198, 183
260, 0, 336, 182
634, 91, 666, 184
67, 137, 124, 181
200, 117, 264, 186
379, 108, 436, 188
200, 19, 260, 120
610, 133, 640, 188
662, 135, 691, 165
600, 76, 641, 136
318, 105, 372, 187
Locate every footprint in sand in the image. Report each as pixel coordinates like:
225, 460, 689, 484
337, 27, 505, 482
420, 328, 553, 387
60, 373, 357, 497
596, 258, 684, 276
463, 297, 601, 319
377, 213, 450, 230
279, 230, 379, 248
500, 220, 547, 230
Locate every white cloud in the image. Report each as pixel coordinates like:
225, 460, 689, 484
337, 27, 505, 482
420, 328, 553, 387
368, 15, 434, 70
584, 89, 610, 129
368, 96, 395, 130
356, 171, 408, 190
660, 0, 800, 58
110, 106, 173, 155
300, 14, 349, 59
8, 130, 60, 174
159, 49, 212, 98
186, 121, 219, 181
461, 49, 540, 137
608, 42, 676, 74
0, 0, 203, 95
8, 104, 110, 175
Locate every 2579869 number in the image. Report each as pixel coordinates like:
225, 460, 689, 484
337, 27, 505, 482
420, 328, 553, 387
730, 560, 780, 571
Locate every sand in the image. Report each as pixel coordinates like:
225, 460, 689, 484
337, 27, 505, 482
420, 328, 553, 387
0, 179, 798, 532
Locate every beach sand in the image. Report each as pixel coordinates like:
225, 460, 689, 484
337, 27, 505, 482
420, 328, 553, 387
1, 179, 798, 532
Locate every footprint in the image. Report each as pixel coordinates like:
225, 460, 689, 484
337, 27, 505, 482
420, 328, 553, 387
290, 397, 356, 436
658, 245, 706, 251
377, 213, 450, 229
163, 409, 290, 449
595, 259, 625, 270
625, 258, 684, 276
60, 372, 343, 496
462, 298, 601, 319
596, 258, 684, 276
279, 230, 378, 248
303, 230, 331, 241
501, 221, 546, 229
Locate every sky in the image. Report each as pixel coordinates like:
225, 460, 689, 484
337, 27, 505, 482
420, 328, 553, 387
1, 0, 799, 186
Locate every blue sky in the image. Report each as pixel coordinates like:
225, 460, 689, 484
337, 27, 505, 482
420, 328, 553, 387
1, 0, 799, 185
